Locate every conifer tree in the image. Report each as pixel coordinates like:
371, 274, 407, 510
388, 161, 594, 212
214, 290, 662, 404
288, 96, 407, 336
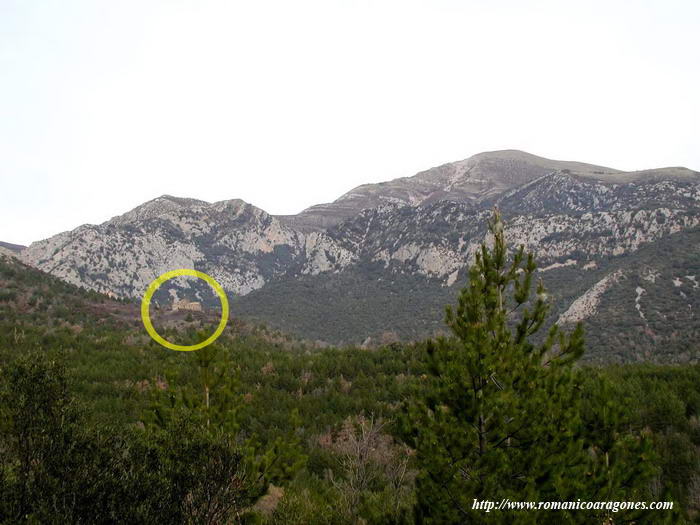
400, 209, 659, 524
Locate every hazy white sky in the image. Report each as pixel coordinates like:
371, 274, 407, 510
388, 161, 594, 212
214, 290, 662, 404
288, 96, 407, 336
1, 0, 698, 245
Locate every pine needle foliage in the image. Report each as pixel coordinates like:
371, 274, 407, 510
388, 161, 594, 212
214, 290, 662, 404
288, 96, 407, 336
400, 209, 661, 524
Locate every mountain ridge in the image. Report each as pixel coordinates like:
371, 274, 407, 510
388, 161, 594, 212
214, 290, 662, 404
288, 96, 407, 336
23, 150, 695, 242
16, 150, 700, 358
276, 149, 697, 231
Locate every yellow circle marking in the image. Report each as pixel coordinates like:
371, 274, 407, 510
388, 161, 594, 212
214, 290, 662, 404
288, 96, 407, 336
141, 269, 229, 351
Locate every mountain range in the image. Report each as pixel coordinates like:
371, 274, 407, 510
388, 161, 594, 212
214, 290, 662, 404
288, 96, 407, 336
10, 150, 700, 362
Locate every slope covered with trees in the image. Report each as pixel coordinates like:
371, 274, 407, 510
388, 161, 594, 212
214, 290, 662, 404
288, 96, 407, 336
1, 217, 699, 522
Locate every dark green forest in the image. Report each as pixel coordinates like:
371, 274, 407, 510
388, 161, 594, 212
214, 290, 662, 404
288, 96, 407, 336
1, 216, 699, 523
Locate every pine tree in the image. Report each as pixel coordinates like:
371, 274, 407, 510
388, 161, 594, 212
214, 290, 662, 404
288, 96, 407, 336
400, 209, 660, 524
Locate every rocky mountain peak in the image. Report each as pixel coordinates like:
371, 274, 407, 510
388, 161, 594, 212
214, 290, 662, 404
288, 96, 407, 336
280, 150, 622, 231
108, 195, 210, 226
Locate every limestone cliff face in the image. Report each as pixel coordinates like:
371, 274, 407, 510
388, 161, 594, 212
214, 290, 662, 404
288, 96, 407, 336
22, 153, 700, 299
21, 196, 354, 298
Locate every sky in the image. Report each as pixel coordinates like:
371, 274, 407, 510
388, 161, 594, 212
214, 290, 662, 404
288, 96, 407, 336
1, 0, 699, 246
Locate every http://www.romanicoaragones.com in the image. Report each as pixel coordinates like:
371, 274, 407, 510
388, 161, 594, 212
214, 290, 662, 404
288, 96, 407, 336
472, 499, 674, 513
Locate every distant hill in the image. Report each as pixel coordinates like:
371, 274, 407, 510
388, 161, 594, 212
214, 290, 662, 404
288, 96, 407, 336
0, 241, 25, 253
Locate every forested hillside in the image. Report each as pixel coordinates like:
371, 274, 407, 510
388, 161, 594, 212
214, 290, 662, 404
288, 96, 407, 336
1, 237, 699, 523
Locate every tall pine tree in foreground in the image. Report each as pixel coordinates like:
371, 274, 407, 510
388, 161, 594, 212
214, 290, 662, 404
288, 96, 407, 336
400, 209, 664, 524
